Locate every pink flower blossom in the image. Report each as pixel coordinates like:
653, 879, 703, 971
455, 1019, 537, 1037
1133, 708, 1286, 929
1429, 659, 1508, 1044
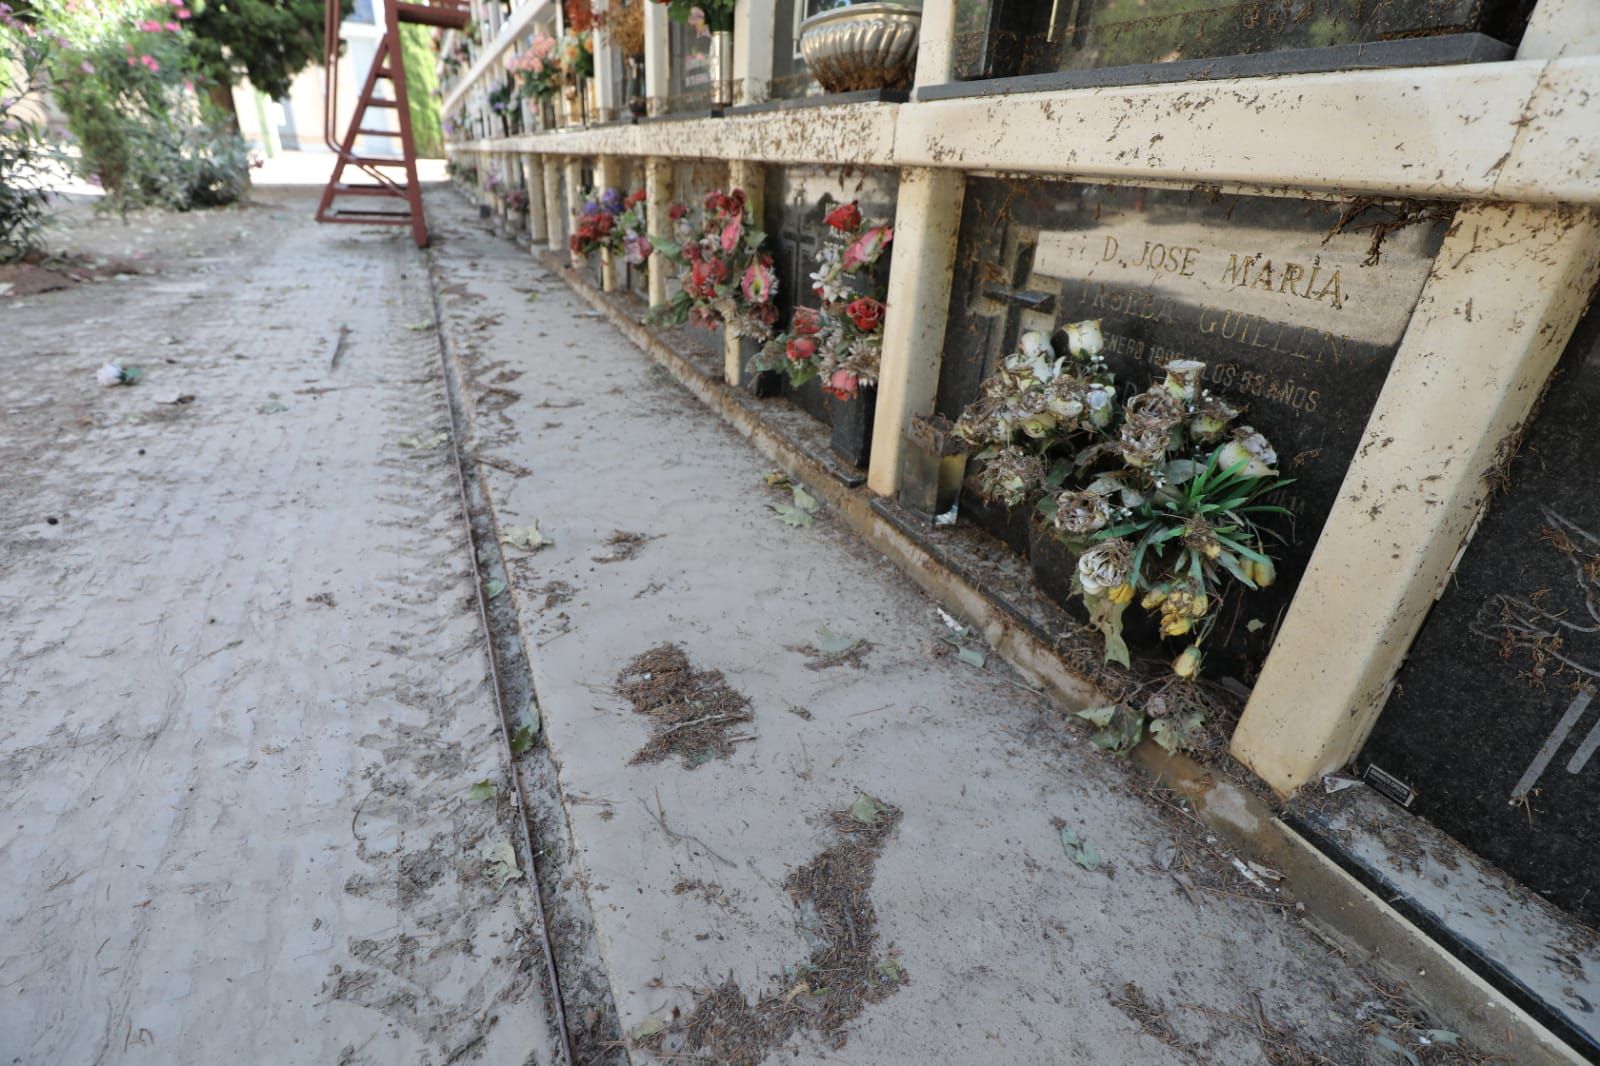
719, 215, 742, 255
825, 368, 860, 401
176, 7, 191, 17
741, 258, 776, 305
842, 226, 892, 271
165, 21, 180, 31
80, 60, 95, 73
139, 19, 161, 31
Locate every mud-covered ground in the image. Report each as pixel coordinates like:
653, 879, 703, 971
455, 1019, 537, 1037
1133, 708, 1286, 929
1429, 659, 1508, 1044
0, 191, 560, 1065
0, 185, 1489, 1066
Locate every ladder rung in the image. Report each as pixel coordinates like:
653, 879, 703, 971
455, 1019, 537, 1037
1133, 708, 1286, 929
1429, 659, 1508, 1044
345, 157, 409, 167
372, 66, 395, 79
355, 128, 400, 137
333, 183, 409, 196
323, 209, 414, 223
364, 99, 399, 108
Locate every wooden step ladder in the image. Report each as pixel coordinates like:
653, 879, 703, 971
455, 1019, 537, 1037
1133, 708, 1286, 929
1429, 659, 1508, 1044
316, 0, 470, 247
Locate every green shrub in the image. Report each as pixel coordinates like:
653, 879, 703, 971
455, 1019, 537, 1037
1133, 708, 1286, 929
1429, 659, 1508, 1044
0, 15, 56, 260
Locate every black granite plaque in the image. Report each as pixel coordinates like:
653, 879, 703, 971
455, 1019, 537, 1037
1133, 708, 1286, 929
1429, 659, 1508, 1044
1361, 302, 1600, 927
951, 0, 1527, 82
765, 0, 818, 101
937, 178, 1449, 679
762, 165, 897, 466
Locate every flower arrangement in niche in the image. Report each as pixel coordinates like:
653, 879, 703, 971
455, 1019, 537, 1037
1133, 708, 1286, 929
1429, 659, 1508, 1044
649, 188, 779, 340
751, 200, 893, 402
504, 188, 530, 212
509, 31, 561, 99
955, 325, 1291, 693
649, 0, 735, 32
570, 188, 651, 263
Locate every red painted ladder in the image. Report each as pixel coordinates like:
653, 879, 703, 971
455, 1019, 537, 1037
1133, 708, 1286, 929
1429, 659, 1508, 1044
316, 0, 470, 247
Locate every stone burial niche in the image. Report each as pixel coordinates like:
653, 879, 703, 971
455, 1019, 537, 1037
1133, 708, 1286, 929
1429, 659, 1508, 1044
929, 177, 1452, 685
943, 0, 1532, 91
1360, 300, 1600, 930
761, 164, 900, 474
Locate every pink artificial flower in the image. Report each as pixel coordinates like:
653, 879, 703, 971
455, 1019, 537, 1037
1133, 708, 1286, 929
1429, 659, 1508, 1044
825, 368, 860, 401
165, 21, 180, 31
139, 19, 160, 31
176, 7, 191, 17
80, 60, 95, 73
719, 215, 743, 255
183, 79, 194, 91
142, 54, 160, 71
841, 226, 892, 271
741, 257, 776, 305
785, 337, 816, 362
791, 306, 821, 336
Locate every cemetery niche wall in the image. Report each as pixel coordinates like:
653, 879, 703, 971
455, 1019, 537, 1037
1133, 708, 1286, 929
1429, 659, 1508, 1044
933, 177, 1450, 684
761, 165, 899, 471
945, 0, 1528, 88
1359, 302, 1600, 930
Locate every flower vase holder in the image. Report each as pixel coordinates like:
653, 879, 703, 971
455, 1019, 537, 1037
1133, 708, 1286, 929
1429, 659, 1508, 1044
828, 385, 876, 469
739, 336, 784, 396
896, 414, 967, 518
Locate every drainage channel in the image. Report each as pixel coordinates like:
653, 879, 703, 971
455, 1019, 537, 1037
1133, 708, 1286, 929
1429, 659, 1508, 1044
422, 237, 628, 1066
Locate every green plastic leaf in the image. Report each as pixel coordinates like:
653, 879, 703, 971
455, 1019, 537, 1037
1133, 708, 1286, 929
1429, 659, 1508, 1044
817, 627, 857, 654
1074, 839, 1103, 871
404, 320, 434, 332
1076, 704, 1118, 728
849, 792, 885, 825
1088, 596, 1130, 668
1150, 711, 1207, 754
792, 484, 820, 513
499, 522, 554, 551
479, 837, 522, 885
1373, 1036, 1419, 1066
467, 779, 497, 801
770, 503, 814, 528
874, 958, 905, 984
511, 723, 537, 754
957, 645, 987, 668
628, 1016, 667, 1042
485, 578, 507, 599
1422, 1030, 1460, 1047
1246, 618, 1266, 633
119, 366, 145, 385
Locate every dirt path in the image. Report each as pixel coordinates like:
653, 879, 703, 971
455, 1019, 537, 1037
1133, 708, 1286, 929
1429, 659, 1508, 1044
0, 191, 560, 1065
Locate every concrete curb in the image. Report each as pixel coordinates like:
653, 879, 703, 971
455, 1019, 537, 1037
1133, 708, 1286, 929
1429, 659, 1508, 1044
539, 250, 1586, 1066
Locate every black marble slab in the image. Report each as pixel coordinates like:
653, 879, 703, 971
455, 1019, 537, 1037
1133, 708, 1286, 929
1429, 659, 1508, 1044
1360, 298, 1600, 929
917, 33, 1512, 100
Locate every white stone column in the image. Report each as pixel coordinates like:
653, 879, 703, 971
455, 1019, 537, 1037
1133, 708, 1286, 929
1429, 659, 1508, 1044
646, 157, 673, 309
598, 155, 622, 291
913, 0, 958, 89
592, 0, 618, 122
865, 168, 966, 497
732, 0, 774, 106
643, 0, 669, 117
542, 157, 563, 254
564, 158, 585, 269
521, 153, 548, 243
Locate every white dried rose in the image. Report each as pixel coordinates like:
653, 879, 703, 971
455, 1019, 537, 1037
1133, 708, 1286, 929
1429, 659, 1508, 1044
1217, 427, 1278, 478
1085, 384, 1115, 428
1064, 319, 1104, 359
1077, 539, 1133, 597
1162, 359, 1206, 403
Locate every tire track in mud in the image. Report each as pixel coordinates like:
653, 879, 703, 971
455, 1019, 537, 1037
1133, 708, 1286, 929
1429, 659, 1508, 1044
422, 227, 628, 1066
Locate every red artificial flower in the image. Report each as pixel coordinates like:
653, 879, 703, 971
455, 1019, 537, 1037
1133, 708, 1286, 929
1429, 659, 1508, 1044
791, 306, 821, 336
595, 213, 615, 235
668, 203, 688, 221
825, 201, 861, 232
703, 189, 723, 214
627, 188, 647, 206
786, 337, 816, 362
845, 297, 885, 332
842, 225, 892, 271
